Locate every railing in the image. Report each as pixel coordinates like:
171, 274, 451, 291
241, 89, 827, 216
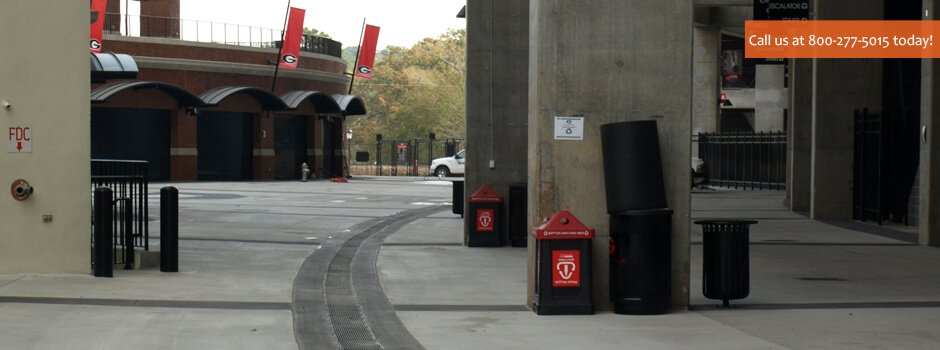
350, 139, 463, 176
697, 131, 787, 190
91, 159, 149, 266
102, 13, 343, 58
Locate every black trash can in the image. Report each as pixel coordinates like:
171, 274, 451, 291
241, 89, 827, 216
452, 180, 464, 217
600, 120, 667, 213
467, 184, 504, 247
694, 219, 757, 307
609, 209, 673, 315
508, 183, 527, 247
533, 211, 595, 315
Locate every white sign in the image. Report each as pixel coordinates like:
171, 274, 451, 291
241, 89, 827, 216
554, 116, 584, 141
7, 126, 32, 153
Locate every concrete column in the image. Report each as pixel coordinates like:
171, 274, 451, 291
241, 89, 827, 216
692, 26, 721, 156
528, 0, 692, 309
170, 110, 198, 180
464, 0, 529, 239
921, 0, 940, 246
755, 65, 787, 132
788, 59, 812, 212
810, 0, 882, 220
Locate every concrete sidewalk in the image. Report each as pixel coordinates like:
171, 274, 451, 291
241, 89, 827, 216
1, 180, 939, 349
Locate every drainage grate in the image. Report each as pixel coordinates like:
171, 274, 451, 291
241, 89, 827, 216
797, 277, 848, 281
326, 234, 383, 350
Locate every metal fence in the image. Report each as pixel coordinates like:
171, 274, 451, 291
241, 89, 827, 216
103, 13, 342, 58
697, 131, 787, 190
91, 159, 150, 265
350, 139, 463, 176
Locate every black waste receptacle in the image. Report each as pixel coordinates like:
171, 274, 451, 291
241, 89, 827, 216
508, 183, 527, 247
694, 219, 757, 307
467, 184, 504, 247
609, 209, 673, 315
600, 120, 667, 213
533, 211, 595, 315
452, 180, 464, 217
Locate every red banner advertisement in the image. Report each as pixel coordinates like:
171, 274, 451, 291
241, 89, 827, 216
90, 0, 107, 52
355, 25, 381, 79
279, 7, 306, 70
552, 250, 580, 287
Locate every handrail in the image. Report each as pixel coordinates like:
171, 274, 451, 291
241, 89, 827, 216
102, 13, 343, 58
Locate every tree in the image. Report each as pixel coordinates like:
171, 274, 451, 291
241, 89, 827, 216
348, 29, 466, 143
303, 27, 331, 39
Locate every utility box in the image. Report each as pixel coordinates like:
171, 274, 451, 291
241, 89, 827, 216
467, 184, 504, 247
533, 211, 595, 315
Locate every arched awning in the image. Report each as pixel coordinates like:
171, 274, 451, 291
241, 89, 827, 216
91, 52, 139, 83
200, 86, 288, 111
91, 80, 204, 107
332, 94, 367, 116
280, 90, 342, 114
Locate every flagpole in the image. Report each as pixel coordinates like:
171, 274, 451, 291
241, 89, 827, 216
348, 18, 366, 95
271, 0, 292, 93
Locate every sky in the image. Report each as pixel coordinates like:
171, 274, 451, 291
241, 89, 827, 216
177, 0, 467, 48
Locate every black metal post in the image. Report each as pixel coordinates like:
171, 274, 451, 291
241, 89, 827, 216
94, 187, 113, 278
122, 199, 134, 270
160, 186, 179, 272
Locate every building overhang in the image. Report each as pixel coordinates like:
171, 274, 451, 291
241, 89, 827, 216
280, 90, 343, 114
200, 86, 288, 111
91, 80, 203, 107
332, 94, 367, 116
91, 52, 139, 83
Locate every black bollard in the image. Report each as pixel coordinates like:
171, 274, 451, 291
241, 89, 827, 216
160, 186, 179, 272
122, 199, 135, 270
93, 187, 113, 278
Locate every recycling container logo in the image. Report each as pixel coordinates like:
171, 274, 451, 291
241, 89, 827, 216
476, 209, 494, 232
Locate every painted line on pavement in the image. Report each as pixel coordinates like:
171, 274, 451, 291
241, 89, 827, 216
394, 304, 529, 312
691, 301, 940, 311
0, 296, 290, 310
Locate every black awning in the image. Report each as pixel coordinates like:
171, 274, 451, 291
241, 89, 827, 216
91, 52, 139, 83
200, 86, 288, 111
280, 90, 342, 113
332, 94, 367, 116
91, 80, 204, 107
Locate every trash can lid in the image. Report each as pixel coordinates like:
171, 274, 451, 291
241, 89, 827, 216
534, 210, 595, 240
469, 184, 503, 203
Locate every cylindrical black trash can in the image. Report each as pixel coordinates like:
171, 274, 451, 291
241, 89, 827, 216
452, 180, 464, 217
467, 184, 504, 247
508, 183, 527, 247
609, 209, 673, 314
694, 220, 757, 307
600, 120, 667, 213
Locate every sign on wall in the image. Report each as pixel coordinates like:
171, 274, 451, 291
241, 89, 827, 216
554, 116, 584, 141
7, 126, 31, 153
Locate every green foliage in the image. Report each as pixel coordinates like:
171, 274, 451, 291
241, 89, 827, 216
348, 29, 466, 143
302, 27, 331, 39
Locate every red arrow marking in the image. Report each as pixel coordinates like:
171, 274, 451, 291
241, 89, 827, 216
17, 141, 22, 152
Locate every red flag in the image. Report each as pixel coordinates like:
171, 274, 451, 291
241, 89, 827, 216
355, 25, 381, 79
90, 0, 107, 53
279, 7, 306, 70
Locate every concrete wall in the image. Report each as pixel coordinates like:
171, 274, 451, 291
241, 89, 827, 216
0, 1, 90, 273
464, 0, 530, 242
754, 65, 787, 132
788, 59, 813, 212
527, 0, 692, 309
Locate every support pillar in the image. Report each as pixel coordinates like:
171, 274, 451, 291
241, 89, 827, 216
528, 0, 692, 309
810, 0, 882, 220
921, 0, 940, 246
788, 59, 813, 212
692, 26, 721, 156
465, 0, 530, 239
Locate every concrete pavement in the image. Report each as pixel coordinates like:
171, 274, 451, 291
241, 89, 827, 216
2, 179, 940, 349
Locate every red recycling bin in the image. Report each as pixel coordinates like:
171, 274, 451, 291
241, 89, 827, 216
468, 184, 504, 247
533, 211, 595, 315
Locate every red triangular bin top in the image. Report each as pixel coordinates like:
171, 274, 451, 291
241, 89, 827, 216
534, 210, 595, 240
468, 184, 504, 203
